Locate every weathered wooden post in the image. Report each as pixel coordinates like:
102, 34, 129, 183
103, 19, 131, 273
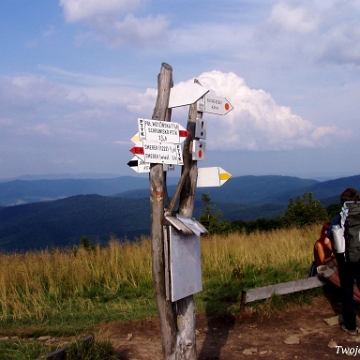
149, 63, 177, 359
174, 82, 203, 360
133, 65, 232, 360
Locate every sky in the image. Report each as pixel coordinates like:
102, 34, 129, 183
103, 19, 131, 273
0, 0, 359, 181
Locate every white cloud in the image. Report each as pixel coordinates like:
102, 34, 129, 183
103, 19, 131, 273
168, 23, 252, 54
267, 2, 320, 34
0, 118, 14, 126
94, 14, 169, 48
59, 0, 145, 23
319, 24, 360, 65
256, 1, 360, 68
59, 0, 169, 48
192, 70, 346, 151
34, 124, 53, 136
44, 25, 57, 38
1, 76, 68, 105
126, 87, 156, 114
0, 69, 351, 157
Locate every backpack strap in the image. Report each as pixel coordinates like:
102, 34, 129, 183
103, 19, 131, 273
340, 202, 350, 229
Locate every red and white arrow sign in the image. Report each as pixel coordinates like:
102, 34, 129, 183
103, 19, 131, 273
131, 130, 189, 145
129, 143, 144, 156
130, 141, 183, 165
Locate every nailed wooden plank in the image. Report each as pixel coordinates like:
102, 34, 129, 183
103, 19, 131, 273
242, 276, 326, 304
164, 216, 193, 235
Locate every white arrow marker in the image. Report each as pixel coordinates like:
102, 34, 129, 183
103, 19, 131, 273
168, 82, 209, 108
197, 92, 234, 115
197, 167, 232, 187
130, 132, 140, 143
127, 157, 174, 173
138, 118, 189, 144
131, 141, 183, 165
127, 157, 150, 173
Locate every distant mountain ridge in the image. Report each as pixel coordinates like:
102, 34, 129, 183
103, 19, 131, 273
117, 175, 319, 205
0, 176, 178, 206
1, 174, 360, 252
0, 195, 150, 252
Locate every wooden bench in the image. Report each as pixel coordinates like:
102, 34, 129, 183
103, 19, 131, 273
241, 276, 326, 307
36, 335, 94, 360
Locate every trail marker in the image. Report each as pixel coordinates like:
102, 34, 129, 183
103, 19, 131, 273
130, 133, 140, 143
127, 157, 150, 173
197, 167, 232, 187
129, 143, 144, 156
130, 141, 183, 165
197, 92, 233, 115
192, 140, 206, 161
127, 157, 174, 173
138, 118, 189, 144
168, 82, 209, 108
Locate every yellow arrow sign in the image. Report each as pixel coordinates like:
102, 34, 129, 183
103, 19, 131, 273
131, 132, 140, 143
219, 171, 232, 182
197, 167, 232, 187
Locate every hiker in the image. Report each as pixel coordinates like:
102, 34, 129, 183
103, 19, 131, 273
315, 222, 360, 302
314, 222, 333, 267
327, 187, 360, 335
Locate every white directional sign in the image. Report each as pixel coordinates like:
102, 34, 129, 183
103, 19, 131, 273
127, 157, 174, 173
130, 133, 140, 144
138, 118, 189, 144
127, 157, 151, 173
130, 141, 183, 165
197, 167, 232, 187
168, 82, 209, 108
197, 92, 234, 115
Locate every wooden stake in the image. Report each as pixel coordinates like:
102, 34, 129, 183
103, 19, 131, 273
175, 80, 204, 360
149, 63, 177, 360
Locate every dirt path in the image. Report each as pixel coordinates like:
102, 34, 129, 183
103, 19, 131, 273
96, 296, 360, 359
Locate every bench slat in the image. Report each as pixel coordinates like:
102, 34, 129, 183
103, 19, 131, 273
242, 276, 326, 304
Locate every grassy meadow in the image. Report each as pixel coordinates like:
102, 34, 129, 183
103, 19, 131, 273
0, 225, 321, 358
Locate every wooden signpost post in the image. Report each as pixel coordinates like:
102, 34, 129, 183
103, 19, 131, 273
128, 63, 232, 360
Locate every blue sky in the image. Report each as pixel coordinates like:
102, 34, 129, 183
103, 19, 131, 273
0, 0, 359, 180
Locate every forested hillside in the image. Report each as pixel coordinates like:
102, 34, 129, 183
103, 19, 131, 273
0, 174, 360, 252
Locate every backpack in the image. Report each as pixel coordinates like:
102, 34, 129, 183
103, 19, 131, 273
341, 201, 360, 263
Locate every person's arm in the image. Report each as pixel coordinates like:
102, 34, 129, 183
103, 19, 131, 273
315, 242, 335, 265
324, 238, 334, 253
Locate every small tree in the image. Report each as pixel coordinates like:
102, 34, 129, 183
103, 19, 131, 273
283, 191, 328, 228
199, 193, 215, 229
80, 236, 95, 251
199, 193, 230, 235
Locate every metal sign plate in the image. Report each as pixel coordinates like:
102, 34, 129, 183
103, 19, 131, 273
169, 226, 202, 302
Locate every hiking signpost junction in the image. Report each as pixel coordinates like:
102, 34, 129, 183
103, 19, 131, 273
127, 63, 233, 360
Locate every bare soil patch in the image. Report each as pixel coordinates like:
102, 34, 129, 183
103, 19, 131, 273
96, 296, 360, 359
